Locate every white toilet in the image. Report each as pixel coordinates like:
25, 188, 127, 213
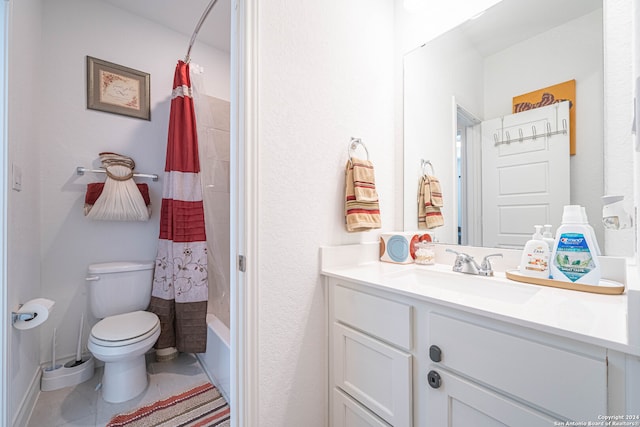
86, 261, 161, 403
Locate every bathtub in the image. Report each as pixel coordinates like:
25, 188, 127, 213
197, 314, 231, 403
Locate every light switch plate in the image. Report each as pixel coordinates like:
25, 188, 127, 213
12, 163, 22, 191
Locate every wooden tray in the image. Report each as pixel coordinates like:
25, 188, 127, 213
505, 270, 625, 295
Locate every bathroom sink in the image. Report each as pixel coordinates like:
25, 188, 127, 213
384, 266, 540, 304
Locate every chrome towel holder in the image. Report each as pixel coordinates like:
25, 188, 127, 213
76, 166, 159, 182
348, 137, 369, 163
421, 159, 435, 176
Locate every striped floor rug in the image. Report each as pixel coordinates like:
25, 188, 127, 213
106, 382, 230, 427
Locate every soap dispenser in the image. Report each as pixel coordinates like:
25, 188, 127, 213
542, 224, 555, 251
519, 225, 550, 279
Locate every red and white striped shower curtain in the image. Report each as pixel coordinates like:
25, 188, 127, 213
148, 60, 208, 353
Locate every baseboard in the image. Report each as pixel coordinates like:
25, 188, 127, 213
12, 366, 40, 427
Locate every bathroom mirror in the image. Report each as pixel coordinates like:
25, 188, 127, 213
403, 0, 605, 249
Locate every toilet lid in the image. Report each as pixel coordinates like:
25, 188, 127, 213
92, 311, 159, 342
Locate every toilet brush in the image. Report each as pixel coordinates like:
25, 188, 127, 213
41, 317, 95, 391
45, 327, 62, 371
65, 314, 86, 367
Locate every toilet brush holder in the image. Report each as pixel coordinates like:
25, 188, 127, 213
41, 356, 95, 391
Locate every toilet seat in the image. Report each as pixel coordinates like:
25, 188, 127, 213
90, 311, 160, 347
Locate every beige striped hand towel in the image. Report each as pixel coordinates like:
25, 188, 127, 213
418, 175, 444, 229
345, 158, 381, 232
351, 158, 378, 201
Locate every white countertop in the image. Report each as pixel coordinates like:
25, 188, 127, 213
321, 243, 640, 356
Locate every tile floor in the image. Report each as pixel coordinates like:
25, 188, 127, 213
27, 352, 212, 427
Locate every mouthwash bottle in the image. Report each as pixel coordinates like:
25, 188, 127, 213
550, 205, 601, 285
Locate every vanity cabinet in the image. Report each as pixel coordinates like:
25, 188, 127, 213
330, 283, 413, 427
426, 313, 607, 424
327, 277, 615, 426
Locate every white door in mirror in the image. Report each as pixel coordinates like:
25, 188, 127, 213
481, 102, 570, 249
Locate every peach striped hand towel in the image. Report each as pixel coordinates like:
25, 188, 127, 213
351, 158, 378, 201
345, 158, 381, 232
418, 175, 444, 229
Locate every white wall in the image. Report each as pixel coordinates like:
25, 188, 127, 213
7, 0, 44, 423
6, 0, 230, 422
256, 0, 395, 425
403, 31, 484, 242
603, 0, 635, 256
635, 0, 640, 264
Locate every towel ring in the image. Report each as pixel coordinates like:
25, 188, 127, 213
421, 159, 435, 176
348, 137, 369, 163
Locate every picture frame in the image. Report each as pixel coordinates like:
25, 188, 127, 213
513, 79, 576, 155
86, 56, 150, 120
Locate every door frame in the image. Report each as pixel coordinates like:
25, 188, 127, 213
1, 1, 9, 426
454, 100, 482, 247
231, 0, 259, 426
0, 0, 260, 425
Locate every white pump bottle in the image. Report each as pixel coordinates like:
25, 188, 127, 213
542, 224, 555, 252
519, 225, 550, 279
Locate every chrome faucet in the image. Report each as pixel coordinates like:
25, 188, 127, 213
446, 248, 480, 274
445, 249, 503, 276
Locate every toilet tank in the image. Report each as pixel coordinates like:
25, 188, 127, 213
86, 261, 155, 318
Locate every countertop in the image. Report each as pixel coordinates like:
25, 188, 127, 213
321, 242, 640, 356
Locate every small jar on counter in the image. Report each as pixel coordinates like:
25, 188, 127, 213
414, 241, 435, 265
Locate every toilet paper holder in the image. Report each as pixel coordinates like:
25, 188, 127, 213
12, 305, 37, 323
12, 298, 55, 330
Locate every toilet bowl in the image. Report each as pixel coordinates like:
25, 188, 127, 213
88, 310, 160, 403
85, 261, 159, 403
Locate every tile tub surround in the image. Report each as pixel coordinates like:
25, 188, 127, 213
198, 95, 231, 331
321, 242, 637, 355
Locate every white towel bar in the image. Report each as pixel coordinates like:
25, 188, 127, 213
76, 166, 159, 182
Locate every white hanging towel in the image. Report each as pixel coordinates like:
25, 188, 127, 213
85, 153, 150, 221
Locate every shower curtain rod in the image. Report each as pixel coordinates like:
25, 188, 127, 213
184, 0, 220, 63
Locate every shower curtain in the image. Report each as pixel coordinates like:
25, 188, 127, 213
148, 60, 208, 353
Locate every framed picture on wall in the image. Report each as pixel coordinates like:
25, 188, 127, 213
512, 79, 576, 155
86, 56, 150, 120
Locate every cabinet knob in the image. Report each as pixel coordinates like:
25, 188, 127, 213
427, 370, 442, 389
429, 345, 442, 362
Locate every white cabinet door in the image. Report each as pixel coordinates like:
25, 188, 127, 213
429, 313, 607, 421
427, 369, 561, 427
333, 388, 391, 427
333, 323, 412, 427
